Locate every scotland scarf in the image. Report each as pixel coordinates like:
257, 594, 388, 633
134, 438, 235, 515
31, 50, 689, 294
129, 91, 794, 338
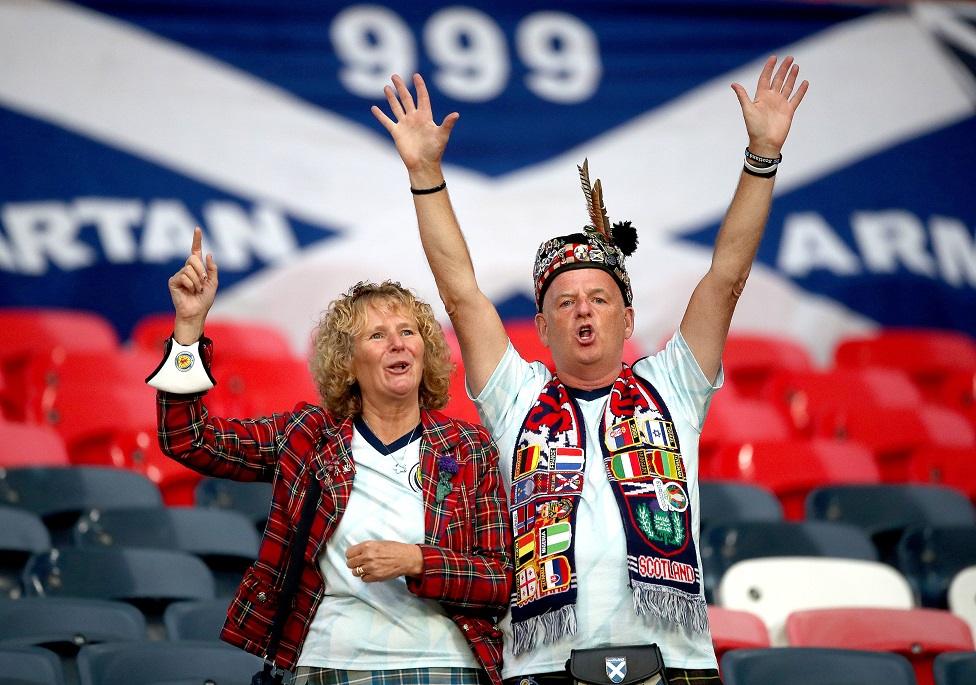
509, 364, 707, 655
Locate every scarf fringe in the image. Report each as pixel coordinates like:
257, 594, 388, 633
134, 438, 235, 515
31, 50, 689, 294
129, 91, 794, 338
511, 605, 578, 656
632, 580, 709, 633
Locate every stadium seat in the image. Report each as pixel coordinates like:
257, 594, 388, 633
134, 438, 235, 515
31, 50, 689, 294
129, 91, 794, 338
205, 356, 319, 419
934, 651, 976, 685
76, 640, 262, 685
721, 333, 814, 398
709, 439, 880, 519
702, 521, 876, 601
935, 370, 976, 428
74, 506, 259, 596
131, 313, 295, 359
720, 647, 916, 685
707, 606, 770, 662
948, 567, 976, 640
764, 366, 923, 432
698, 394, 793, 472
805, 483, 976, 564
0, 422, 69, 467
716, 557, 914, 645
787, 607, 974, 685
834, 329, 976, 401
908, 447, 976, 504
0, 506, 50, 598
0, 467, 162, 544
897, 526, 976, 608
698, 480, 783, 530
0, 645, 66, 685
163, 599, 230, 641
0, 597, 146, 649
0, 309, 119, 422
23, 547, 215, 607
194, 477, 273, 531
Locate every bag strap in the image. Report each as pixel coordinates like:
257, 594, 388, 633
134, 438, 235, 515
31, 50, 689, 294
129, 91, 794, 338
264, 470, 323, 665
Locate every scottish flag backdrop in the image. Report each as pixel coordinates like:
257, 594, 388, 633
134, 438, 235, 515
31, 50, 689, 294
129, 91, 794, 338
1, 0, 974, 360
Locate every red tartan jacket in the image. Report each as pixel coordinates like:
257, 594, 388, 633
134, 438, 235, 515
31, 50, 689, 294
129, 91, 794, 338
155, 345, 512, 684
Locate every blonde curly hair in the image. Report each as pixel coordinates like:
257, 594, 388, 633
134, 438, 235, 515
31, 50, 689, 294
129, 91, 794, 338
310, 281, 454, 417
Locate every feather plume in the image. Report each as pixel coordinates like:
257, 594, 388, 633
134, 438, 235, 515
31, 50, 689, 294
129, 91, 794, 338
577, 159, 611, 239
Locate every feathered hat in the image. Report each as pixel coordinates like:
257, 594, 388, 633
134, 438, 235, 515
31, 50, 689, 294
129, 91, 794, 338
532, 159, 638, 311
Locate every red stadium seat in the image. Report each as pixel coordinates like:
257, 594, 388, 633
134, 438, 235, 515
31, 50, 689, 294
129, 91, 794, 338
708, 605, 771, 661
834, 329, 976, 401
699, 394, 793, 474
206, 356, 319, 419
0, 309, 120, 420
786, 607, 975, 685
936, 370, 976, 428
709, 439, 881, 520
0, 422, 69, 467
722, 333, 814, 398
907, 447, 976, 504
130, 313, 295, 360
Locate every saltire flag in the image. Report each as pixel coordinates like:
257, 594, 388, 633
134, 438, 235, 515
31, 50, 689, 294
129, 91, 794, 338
554, 472, 583, 493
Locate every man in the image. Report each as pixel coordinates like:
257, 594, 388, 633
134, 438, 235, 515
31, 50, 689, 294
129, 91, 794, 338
373, 56, 807, 684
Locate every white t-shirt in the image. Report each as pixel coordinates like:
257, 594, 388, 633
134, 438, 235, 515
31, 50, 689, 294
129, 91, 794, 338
297, 421, 478, 670
473, 330, 722, 675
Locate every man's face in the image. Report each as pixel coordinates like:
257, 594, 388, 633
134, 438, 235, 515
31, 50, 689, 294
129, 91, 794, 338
536, 268, 634, 385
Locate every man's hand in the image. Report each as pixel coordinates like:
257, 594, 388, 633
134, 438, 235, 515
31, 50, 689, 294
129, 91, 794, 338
371, 73, 459, 188
731, 55, 809, 158
345, 540, 425, 582
168, 226, 218, 344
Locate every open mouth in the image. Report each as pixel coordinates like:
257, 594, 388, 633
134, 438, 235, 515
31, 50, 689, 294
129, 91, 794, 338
387, 361, 411, 373
576, 324, 594, 344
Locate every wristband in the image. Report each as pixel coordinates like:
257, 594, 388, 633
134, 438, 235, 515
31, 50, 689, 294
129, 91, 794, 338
146, 337, 216, 394
745, 148, 782, 165
743, 161, 778, 178
410, 180, 447, 195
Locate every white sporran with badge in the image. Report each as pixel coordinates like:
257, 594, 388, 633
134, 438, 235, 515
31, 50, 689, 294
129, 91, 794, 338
566, 644, 668, 685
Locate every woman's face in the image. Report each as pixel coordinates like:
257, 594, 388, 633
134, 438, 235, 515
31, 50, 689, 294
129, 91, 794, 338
350, 301, 426, 408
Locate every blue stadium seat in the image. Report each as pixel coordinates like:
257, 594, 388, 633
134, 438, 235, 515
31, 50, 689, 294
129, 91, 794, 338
702, 520, 876, 601
194, 477, 272, 531
0, 506, 50, 598
699, 480, 784, 532
896, 525, 976, 608
76, 640, 263, 685
163, 599, 230, 641
721, 647, 916, 685
0, 467, 162, 544
806, 483, 976, 563
0, 645, 66, 685
74, 506, 258, 596
0, 597, 146, 649
23, 547, 215, 606
934, 651, 976, 685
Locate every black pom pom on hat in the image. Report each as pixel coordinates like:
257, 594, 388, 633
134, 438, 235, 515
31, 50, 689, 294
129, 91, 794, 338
611, 220, 638, 256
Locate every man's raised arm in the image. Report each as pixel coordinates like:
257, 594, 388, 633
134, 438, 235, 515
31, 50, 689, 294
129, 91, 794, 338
372, 73, 508, 396
680, 55, 809, 383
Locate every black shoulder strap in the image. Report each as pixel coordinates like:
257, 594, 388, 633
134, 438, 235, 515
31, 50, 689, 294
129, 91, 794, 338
264, 472, 322, 664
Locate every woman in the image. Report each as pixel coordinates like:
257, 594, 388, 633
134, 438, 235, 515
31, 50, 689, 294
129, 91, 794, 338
148, 228, 512, 685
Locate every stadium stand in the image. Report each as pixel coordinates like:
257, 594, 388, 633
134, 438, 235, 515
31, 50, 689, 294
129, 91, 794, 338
720, 647, 916, 685
0, 645, 66, 685
194, 477, 273, 532
934, 651, 976, 685
698, 480, 783, 531
786, 607, 974, 685
0, 423, 69, 468
163, 599, 230, 641
721, 333, 814, 398
707, 606, 770, 662
948, 567, 976, 640
708, 439, 880, 519
896, 526, 976, 609
907, 446, 976, 504
805, 483, 976, 564
76, 640, 262, 685
716, 557, 915, 645
698, 393, 793, 473
0, 506, 50, 599
130, 312, 295, 360
0, 597, 146, 649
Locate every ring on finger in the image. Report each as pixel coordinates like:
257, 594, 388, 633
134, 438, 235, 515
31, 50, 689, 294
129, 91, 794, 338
355, 565, 364, 577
